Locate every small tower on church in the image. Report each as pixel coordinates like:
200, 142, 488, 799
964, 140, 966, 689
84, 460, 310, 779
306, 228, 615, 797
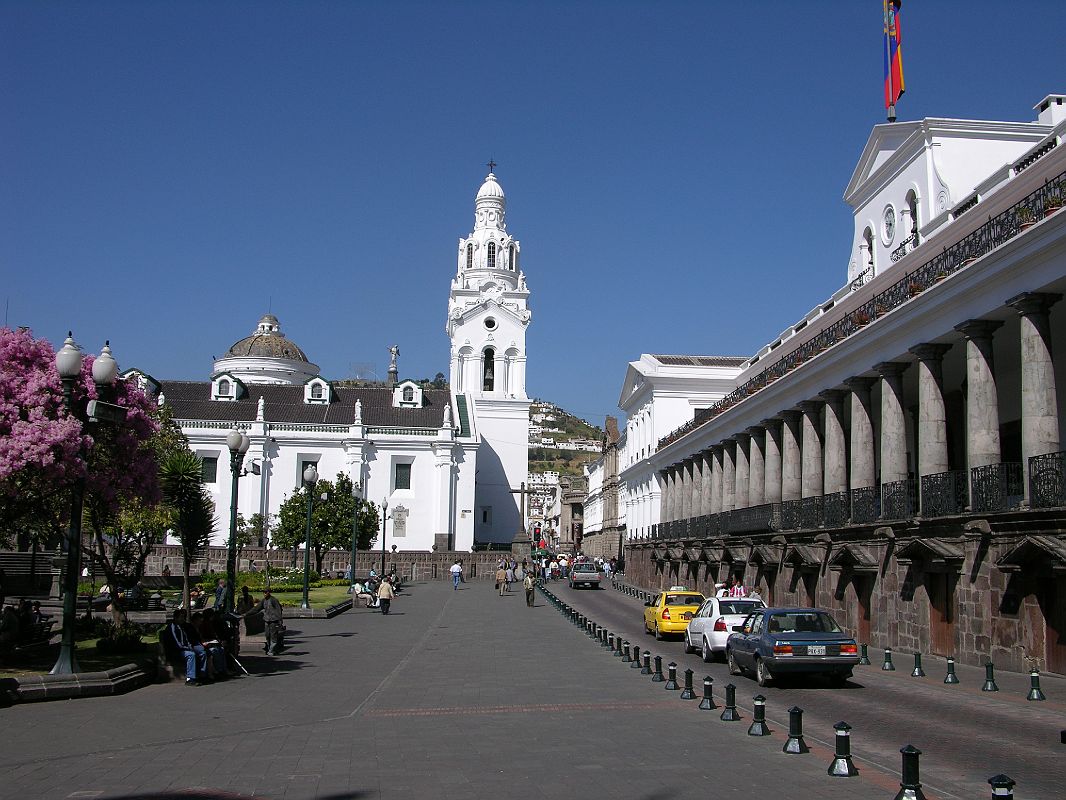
446, 167, 532, 545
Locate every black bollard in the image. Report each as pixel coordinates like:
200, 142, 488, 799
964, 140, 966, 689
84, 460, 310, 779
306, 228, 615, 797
883, 647, 896, 671
782, 706, 809, 754
631, 644, 642, 669
698, 676, 717, 710
892, 745, 926, 800
614, 636, 624, 658
640, 651, 652, 675
748, 694, 770, 736
720, 683, 741, 721
621, 640, 632, 662
680, 668, 695, 700
858, 643, 871, 666
652, 655, 665, 682
606, 631, 614, 650
944, 656, 960, 684
911, 652, 926, 678
664, 662, 679, 690
827, 721, 858, 777
1027, 669, 1046, 701
982, 661, 1000, 692
988, 774, 1015, 799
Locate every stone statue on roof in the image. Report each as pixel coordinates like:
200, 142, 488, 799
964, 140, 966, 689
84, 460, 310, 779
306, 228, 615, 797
443, 403, 453, 428
354, 398, 363, 424
388, 345, 400, 369
256, 395, 265, 422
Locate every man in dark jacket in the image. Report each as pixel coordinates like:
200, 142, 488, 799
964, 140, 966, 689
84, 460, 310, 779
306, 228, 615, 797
162, 609, 208, 685
245, 589, 284, 655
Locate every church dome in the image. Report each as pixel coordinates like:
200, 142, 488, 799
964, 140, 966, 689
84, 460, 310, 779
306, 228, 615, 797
224, 314, 310, 363
476, 172, 505, 200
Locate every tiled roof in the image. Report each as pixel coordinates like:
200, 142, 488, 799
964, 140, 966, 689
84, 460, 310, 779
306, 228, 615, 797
159, 381, 449, 428
652, 355, 748, 367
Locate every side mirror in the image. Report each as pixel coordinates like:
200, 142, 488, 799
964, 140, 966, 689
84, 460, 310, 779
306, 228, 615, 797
644, 601, 652, 607
732, 625, 745, 633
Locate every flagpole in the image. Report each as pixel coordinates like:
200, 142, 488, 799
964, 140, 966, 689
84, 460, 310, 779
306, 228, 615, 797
885, 1, 896, 123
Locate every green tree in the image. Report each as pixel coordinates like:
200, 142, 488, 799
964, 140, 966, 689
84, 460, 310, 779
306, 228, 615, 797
159, 449, 215, 610
272, 473, 378, 574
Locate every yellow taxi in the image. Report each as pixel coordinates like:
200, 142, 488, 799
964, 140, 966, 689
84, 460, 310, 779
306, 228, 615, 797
643, 586, 705, 640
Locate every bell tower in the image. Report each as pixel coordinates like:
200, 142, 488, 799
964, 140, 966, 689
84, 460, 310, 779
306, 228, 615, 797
446, 168, 532, 544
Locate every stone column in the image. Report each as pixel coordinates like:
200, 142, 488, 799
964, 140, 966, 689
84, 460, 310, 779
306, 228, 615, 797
691, 455, 704, 517
659, 469, 671, 523
747, 426, 765, 506
721, 440, 736, 512
799, 400, 824, 498
955, 320, 1004, 472
845, 377, 876, 489
877, 362, 910, 485
709, 446, 723, 515
910, 343, 952, 479
734, 433, 750, 510
680, 459, 692, 520
780, 411, 802, 501
820, 390, 848, 495
761, 418, 783, 503
699, 451, 713, 516
1007, 292, 1062, 502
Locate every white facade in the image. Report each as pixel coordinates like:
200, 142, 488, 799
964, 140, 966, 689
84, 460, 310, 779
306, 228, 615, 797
447, 172, 533, 543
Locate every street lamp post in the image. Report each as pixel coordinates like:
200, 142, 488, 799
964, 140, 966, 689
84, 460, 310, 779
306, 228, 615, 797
225, 428, 251, 614
350, 482, 361, 594
380, 498, 389, 577
51, 335, 122, 676
301, 465, 318, 609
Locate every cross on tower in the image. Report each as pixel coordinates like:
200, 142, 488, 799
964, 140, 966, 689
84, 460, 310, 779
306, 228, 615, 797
487, 159, 496, 173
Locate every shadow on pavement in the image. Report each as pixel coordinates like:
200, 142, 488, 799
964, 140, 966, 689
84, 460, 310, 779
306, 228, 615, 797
99, 791, 368, 800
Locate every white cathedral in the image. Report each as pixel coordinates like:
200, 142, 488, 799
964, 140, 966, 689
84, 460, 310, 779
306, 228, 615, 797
127, 171, 532, 552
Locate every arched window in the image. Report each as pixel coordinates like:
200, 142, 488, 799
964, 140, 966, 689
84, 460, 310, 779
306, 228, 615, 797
402, 386, 414, 402
218, 379, 230, 396
466, 243, 473, 270
483, 347, 495, 392
311, 383, 323, 399
487, 242, 496, 269
508, 244, 516, 271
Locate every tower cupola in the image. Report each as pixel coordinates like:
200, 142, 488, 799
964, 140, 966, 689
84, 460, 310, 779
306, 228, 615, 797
457, 170, 521, 281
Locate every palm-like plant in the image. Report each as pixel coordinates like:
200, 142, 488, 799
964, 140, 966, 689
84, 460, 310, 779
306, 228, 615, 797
159, 450, 215, 610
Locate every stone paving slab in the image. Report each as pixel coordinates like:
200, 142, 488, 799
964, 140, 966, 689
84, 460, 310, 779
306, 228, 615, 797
0, 582, 979, 800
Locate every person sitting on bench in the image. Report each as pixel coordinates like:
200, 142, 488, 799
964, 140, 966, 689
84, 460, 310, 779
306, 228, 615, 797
162, 609, 208, 686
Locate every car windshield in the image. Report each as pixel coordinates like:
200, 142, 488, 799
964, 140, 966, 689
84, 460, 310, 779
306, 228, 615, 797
765, 611, 843, 634
574, 565, 597, 572
665, 594, 703, 606
719, 600, 761, 615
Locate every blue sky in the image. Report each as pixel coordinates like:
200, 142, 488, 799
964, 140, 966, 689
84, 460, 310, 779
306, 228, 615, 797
4, 1, 1064, 427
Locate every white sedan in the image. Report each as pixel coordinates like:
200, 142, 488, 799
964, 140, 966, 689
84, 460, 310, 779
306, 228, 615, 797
684, 596, 767, 662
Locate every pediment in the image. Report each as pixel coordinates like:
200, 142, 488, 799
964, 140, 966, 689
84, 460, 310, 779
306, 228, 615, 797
828, 543, 879, 573
784, 544, 822, 570
996, 535, 1066, 574
894, 538, 964, 568
843, 121, 923, 203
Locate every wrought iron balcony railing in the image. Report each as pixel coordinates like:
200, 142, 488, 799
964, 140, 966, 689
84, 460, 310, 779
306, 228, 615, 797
1029, 451, 1066, 509
849, 486, 880, 524
971, 462, 1024, 512
882, 479, 917, 520
890, 232, 919, 263
920, 469, 969, 517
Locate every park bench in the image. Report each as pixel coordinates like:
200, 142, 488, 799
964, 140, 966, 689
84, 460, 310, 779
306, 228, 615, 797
0, 618, 56, 661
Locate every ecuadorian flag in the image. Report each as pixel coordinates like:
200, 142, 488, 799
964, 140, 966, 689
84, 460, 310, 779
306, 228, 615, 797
884, 0, 905, 112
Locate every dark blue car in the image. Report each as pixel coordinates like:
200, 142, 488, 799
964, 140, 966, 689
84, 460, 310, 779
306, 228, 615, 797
725, 607, 859, 687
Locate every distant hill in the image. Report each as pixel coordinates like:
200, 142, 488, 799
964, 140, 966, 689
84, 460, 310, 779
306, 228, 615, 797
527, 399, 604, 478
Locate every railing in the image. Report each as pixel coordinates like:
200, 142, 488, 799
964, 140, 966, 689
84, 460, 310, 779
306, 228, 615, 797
1014, 137, 1058, 174
778, 499, 801, 531
890, 232, 919, 263
658, 166, 1066, 451
800, 495, 824, 530
723, 503, 776, 534
270, 423, 351, 433
177, 420, 252, 431
971, 462, 1024, 512
882, 479, 917, 520
366, 427, 438, 436
920, 470, 969, 517
849, 486, 880, 524
1029, 451, 1066, 509
823, 491, 850, 528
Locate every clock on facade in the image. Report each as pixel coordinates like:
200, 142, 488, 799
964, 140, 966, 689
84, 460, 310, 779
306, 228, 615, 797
883, 205, 896, 245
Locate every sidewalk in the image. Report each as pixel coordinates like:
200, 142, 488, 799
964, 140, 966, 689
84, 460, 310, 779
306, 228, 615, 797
0, 581, 1028, 799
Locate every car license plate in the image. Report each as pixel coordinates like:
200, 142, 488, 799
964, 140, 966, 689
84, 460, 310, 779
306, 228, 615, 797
682, 612, 693, 620
808, 645, 826, 656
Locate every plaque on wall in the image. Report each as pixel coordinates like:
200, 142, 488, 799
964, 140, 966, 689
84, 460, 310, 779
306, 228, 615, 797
393, 505, 408, 538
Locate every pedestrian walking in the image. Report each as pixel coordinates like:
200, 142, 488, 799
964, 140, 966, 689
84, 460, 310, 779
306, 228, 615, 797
524, 572, 536, 607
505, 562, 515, 592
243, 588, 284, 654
377, 576, 396, 615
495, 565, 507, 597
450, 559, 463, 590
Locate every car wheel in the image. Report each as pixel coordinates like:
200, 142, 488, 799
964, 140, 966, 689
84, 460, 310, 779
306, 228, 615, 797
654, 624, 664, 641
684, 634, 696, 654
727, 649, 742, 675
828, 670, 851, 687
755, 658, 772, 687
645, 621, 652, 636
701, 638, 713, 663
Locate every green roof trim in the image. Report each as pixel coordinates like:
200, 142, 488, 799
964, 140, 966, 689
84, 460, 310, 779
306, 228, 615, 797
455, 394, 471, 438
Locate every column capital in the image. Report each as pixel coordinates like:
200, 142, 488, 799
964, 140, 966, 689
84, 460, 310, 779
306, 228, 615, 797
818, 389, 847, 406
875, 361, 909, 378
1007, 291, 1062, 318
844, 376, 876, 392
735, 431, 751, 443
954, 319, 1004, 341
760, 417, 782, 431
909, 342, 952, 363
797, 399, 823, 415
779, 409, 802, 425
708, 443, 723, 455
745, 425, 765, 439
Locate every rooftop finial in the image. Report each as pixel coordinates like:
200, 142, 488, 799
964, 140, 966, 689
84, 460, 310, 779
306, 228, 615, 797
487, 158, 496, 174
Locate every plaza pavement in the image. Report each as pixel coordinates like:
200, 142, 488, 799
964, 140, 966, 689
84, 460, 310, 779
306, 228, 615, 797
0, 580, 989, 800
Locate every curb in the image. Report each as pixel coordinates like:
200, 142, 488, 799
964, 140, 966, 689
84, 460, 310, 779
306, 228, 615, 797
0, 662, 154, 705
